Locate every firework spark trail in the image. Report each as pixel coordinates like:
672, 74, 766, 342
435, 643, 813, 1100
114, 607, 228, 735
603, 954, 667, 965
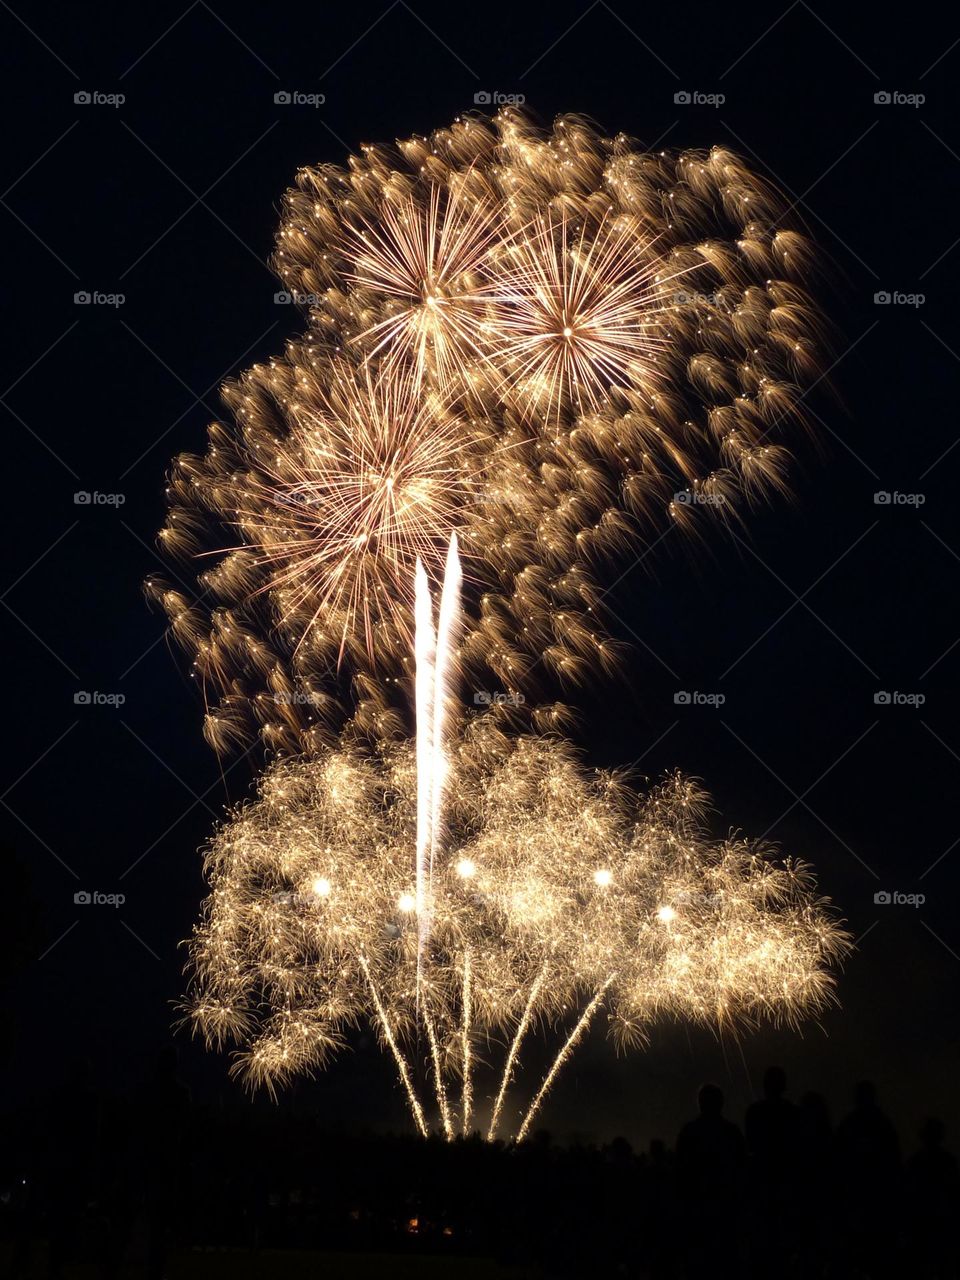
515, 973, 617, 1143
488, 966, 548, 1141
422, 1001, 455, 1140
359, 953, 428, 1137
461, 947, 473, 1135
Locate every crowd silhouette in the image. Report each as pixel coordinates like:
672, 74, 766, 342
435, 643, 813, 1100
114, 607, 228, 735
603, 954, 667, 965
1, 1053, 956, 1279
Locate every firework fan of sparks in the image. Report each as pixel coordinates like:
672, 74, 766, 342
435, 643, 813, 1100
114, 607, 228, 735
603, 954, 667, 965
185, 714, 850, 1139
150, 109, 823, 759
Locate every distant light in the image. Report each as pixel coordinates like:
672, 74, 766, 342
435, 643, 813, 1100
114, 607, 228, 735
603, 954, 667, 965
312, 877, 332, 898
594, 868, 613, 887
456, 858, 476, 879
398, 892, 417, 913
657, 905, 676, 922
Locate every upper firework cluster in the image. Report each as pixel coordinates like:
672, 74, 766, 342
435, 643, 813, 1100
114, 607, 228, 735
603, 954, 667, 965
151, 109, 821, 758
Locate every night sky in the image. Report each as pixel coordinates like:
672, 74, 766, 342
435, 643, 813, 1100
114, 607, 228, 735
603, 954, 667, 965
3, 0, 959, 1150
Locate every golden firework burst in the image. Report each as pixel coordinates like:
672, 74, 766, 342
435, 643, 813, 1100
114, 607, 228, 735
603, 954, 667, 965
487, 209, 670, 420
185, 715, 850, 1138
226, 362, 485, 663
346, 178, 502, 396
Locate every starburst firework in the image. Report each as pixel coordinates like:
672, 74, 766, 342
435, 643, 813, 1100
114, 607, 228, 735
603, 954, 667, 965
488, 209, 668, 420
346, 178, 501, 395
227, 362, 480, 663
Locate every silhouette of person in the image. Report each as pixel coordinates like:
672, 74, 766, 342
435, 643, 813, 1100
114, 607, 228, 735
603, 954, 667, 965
745, 1066, 800, 1176
676, 1084, 745, 1278
907, 1118, 958, 1278
744, 1067, 802, 1276
833, 1080, 903, 1278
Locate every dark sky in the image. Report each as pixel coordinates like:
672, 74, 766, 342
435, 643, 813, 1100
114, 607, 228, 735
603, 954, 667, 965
3, 0, 958, 1149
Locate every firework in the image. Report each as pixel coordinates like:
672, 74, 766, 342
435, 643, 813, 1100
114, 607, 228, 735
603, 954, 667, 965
184, 711, 849, 1138
222, 361, 477, 665
346, 177, 501, 395
158, 111, 845, 1139
151, 109, 822, 758
486, 208, 669, 421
